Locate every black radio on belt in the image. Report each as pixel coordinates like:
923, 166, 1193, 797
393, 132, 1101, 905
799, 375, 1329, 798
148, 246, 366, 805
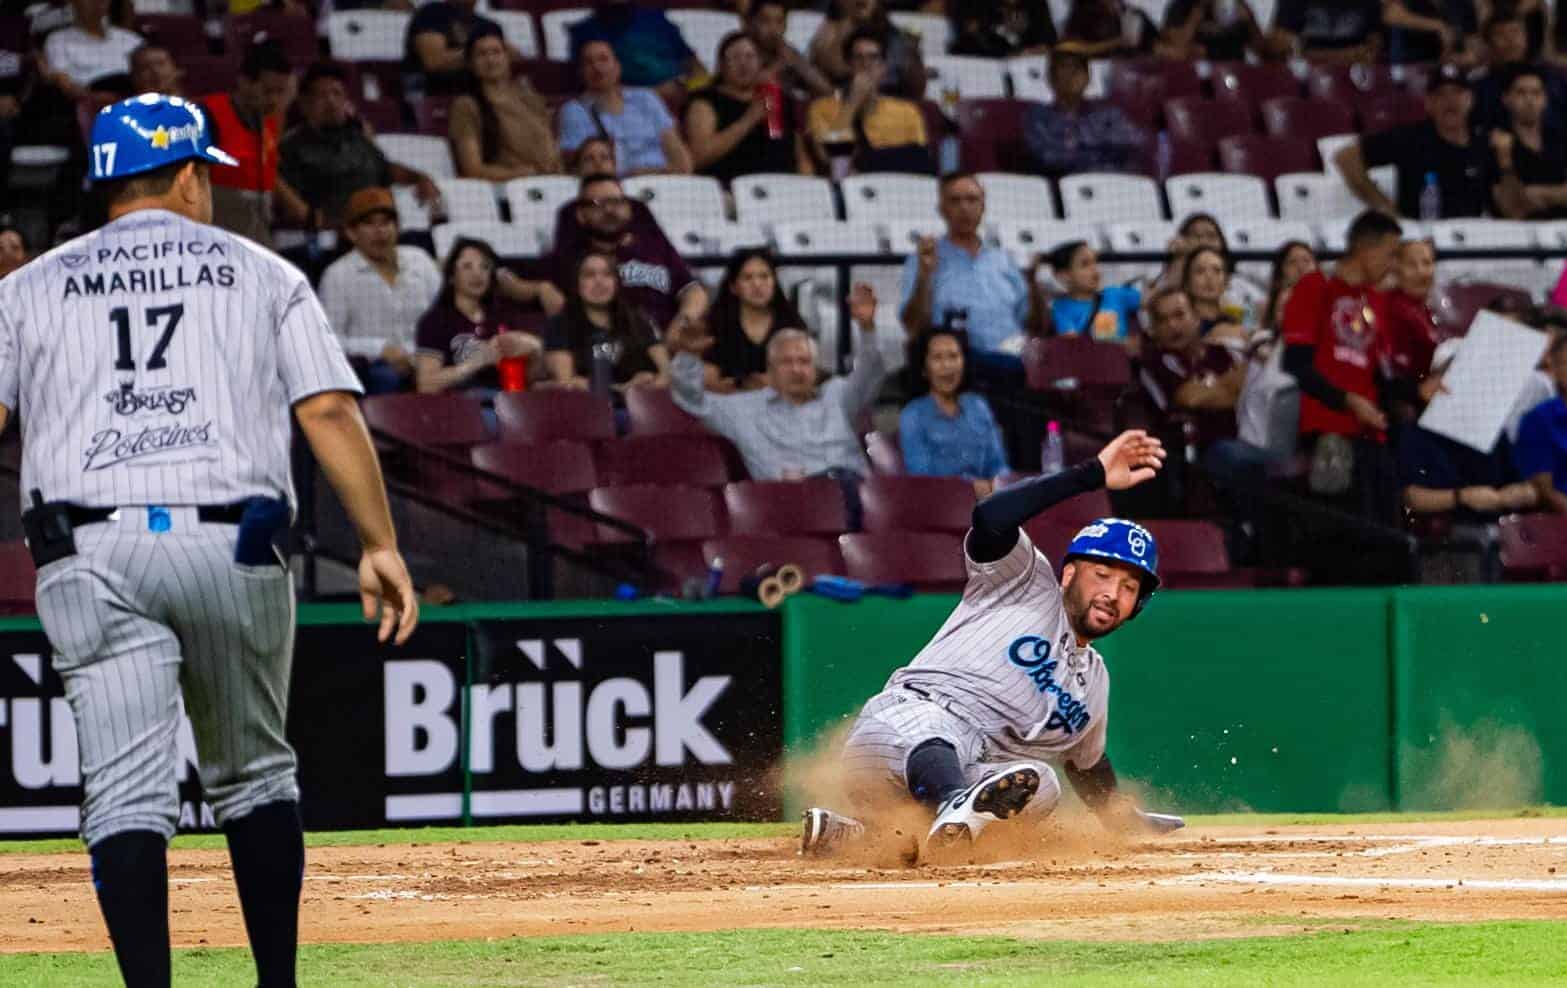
20, 489, 79, 568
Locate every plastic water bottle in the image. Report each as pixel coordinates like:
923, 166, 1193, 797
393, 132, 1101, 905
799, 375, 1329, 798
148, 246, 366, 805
1419, 172, 1442, 221
1041, 420, 1065, 476
590, 338, 615, 397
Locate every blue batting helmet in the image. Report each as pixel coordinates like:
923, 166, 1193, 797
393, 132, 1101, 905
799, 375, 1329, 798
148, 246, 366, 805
88, 94, 237, 183
1063, 518, 1160, 616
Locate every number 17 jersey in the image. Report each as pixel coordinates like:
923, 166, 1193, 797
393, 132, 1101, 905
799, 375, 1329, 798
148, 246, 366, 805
0, 208, 361, 511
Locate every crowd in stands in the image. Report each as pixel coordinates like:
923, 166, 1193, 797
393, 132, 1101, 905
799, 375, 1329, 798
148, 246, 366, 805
3, 0, 1567, 590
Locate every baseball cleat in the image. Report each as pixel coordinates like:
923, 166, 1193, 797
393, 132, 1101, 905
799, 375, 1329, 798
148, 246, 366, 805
800, 807, 866, 857
926, 763, 1043, 850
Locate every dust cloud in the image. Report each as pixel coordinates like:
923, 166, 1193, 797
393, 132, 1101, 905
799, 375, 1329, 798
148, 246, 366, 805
1400, 716, 1545, 811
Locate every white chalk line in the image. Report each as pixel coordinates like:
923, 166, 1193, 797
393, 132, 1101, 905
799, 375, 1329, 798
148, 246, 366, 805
1167, 871, 1567, 892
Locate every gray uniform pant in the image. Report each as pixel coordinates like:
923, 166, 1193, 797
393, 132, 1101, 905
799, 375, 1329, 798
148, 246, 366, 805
33, 507, 298, 847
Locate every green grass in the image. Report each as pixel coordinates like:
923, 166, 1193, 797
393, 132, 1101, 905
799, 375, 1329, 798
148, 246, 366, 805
6, 922, 1567, 986
4, 806, 1560, 856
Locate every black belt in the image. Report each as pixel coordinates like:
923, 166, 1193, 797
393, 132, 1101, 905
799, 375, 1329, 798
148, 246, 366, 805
64, 502, 250, 527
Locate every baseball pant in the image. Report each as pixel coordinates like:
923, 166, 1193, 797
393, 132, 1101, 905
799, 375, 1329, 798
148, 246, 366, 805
841, 687, 1062, 818
34, 507, 298, 847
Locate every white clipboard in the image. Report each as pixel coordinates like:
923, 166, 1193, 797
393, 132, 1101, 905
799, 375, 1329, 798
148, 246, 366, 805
1418, 312, 1550, 453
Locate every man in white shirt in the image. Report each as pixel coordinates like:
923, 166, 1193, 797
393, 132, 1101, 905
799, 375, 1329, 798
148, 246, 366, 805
318, 187, 443, 394
41, 0, 143, 98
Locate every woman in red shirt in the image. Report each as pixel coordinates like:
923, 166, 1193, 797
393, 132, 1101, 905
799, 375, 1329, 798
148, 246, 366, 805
1380, 238, 1444, 425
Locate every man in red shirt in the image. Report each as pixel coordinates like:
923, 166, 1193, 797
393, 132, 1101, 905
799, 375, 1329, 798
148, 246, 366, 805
1282, 209, 1402, 524
202, 39, 310, 247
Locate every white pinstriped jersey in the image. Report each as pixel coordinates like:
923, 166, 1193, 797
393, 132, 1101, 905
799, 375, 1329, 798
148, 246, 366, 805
0, 208, 361, 511
886, 529, 1110, 770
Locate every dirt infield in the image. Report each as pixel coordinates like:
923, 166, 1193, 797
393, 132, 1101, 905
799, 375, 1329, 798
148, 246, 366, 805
4, 816, 1567, 954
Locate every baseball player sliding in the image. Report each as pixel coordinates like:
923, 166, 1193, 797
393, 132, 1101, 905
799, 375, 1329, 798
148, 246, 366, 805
802, 430, 1183, 857
0, 94, 418, 987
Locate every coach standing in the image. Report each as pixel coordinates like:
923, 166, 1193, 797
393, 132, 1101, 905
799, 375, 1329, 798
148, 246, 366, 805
0, 94, 419, 987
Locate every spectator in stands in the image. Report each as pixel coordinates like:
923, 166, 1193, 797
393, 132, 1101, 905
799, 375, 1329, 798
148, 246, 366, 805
1047, 241, 1141, 341
900, 173, 1031, 361
568, 0, 703, 101
1471, 10, 1567, 131
280, 61, 441, 228
39, 0, 141, 98
543, 251, 669, 392
1282, 209, 1401, 524
1157, 212, 1231, 291
204, 40, 306, 248
748, 0, 834, 99
128, 42, 179, 97
558, 41, 693, 176
1489, 65, 1567, 219
1381, 238, 1444, 424
1160, 0, 1268, 61
666, 284, 886, 499
1400, 424, 1536, 519
806, 29, 928, 175
1383, 0, 1479, 65
1139, 287, 1245, 453
1183, 246, 1247, 341
1265, 0, 1383, 61
810, 0, 925, 100
572, 135, 618, 176
899, 328, 1009, 497
1261, 240, 1317, 332
1334, 63, 1488, 219
451, 26, 562, 182
1022, 51, 1144, 178
403, 0, 500, 98
1059, 0, 1160, 56
702, 248, 806, 393
686, 32, 809, 185
1515, 330, 1567, 512
415, 236, 543, 395
547, 172, 710, 337
319, 187, 443, 395
0, 222, 29, 279
949, 0, 1058, 56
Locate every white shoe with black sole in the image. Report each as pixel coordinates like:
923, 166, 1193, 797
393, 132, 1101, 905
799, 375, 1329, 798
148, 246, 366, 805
925, 763, 1043, 850
800, 807, 866, 856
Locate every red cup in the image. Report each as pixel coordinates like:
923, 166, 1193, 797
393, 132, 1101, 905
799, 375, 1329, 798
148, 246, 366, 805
761, 80, 784, 140
498, 354, 529, 392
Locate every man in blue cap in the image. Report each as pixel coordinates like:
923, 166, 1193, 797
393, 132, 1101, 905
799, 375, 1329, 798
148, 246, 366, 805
0, 94, 420, 986
801, 429, 1185, 859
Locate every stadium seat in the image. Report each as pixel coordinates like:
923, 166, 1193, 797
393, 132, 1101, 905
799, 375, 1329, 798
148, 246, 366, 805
358, 98, 403, 134
1226, 219, 1318, 253
1022, 335, 1132, 392
363, 393, 492, 447
1058, 173, 1164, 224
884, 217, 946, 253
1140, 520, 1249, 588
1533, 220, 1567, 253
861, 475, 976, 534
840, 173, 940, 225
1020, 516, 1078, 566
700, 536, 844, 592
433, 178, 503, 223
724, 477, 850, 536
1498, 513, 1567, 582
1304, 62, 1398, 104
958, 100, 1036, 173
226, 11, 316, 63
993, 220, 1088, 267
540, 8, 592, 61
1260, 97, 1356, 143
1217, 134, 1316, 183
839, 532, 967, 592
1432, 281, 1535, 336
471, 440, 598, 493
771, 220, 883, 255
623, 174, 727, 229
666, 220, 768, 256
975, 171, 1057, 223
392, 185, 433, 233
326, 10, 410, 62
1358, 91, 1427, 132
732, 174, 837, 228
924, 56, 1009, 100
595, 435, 733, 488
180, 56, 239, 100
135, 13, 207, 53
494, 390, 616, 444
1163, 134, 1215, 175
412, 94, 453, 137
664, 10, 739, 71
1164, 173, 1273, 225
1004, 54, 1054, 102
487, 10, 541, 59
624, 383, 708, 435
1039, 486, 1113, 530
376, 134, 456, 179
1164, 97, 1254, 150
1274, 171, 1365, 222
1107, 58, 1200, 127
504, 176, 580, 239
1102, 219, 1178, 254
866, 431, 904, 474
784, 9, 824, 52
889, 11, 951, 57
588, 484, 724, 544
1210, 61, 1298, 107
1428, 220, 1538, 285
0, 541, 36, 614
433, 220, 541, 260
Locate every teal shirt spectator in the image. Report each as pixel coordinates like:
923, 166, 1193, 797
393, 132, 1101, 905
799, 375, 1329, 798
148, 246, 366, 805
1513, 395, 1567, 495
568, 6, 694, 88
899, 393, 1009, 480
898, 238, 1030, 353
558, 88, 675, 174
1050, 284, 1142, 340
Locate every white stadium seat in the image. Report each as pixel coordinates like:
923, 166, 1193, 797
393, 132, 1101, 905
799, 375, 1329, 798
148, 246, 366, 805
541, 8, 591, 62
1226, 219, 1317, 252
976, 172, 1058, 225
771, 220, 883, 256
503, 176, 579, 243
392, 185, 432, 233
1059, 173, 1164, 223
432, 221, 542, 262
623, 174, 727, 229
784, 10, 824, 53
1164, 173, 1273, 226
732, 174, 838, 228
487, 10, 540, 60
1005, 55, 1109, 102
992, 220, 1088, 268
375, 134, 455, 179
1428, 219, 1542, 290
924, 56, 1009, 100
1275, 172, 1363, 222
884, 218, 947, 254
665, 10, 740, 72
840, 173, 939, 225
435, 178, 503, 223
889, 12, 951, 58
326, 11, 410, 62
1101, 219, 1177, 286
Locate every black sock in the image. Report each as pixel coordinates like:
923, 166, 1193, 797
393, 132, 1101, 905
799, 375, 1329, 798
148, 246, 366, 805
89, 830, 171, 988
224, 800, 305, 988
906, 739, 966, 808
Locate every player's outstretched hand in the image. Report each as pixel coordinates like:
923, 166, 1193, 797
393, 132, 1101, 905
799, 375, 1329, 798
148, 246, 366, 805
1097, 429, 1166, 490
360, 547, 420, 646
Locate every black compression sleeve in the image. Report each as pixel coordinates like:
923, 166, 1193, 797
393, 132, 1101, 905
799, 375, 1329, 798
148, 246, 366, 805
1283, 343, 1348, 411
1063, 754, 1119, 809
967, 459, 1107, 563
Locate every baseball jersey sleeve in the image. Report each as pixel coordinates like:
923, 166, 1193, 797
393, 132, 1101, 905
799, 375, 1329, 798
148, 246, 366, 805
1065, 701, 1109, 770
277, 278, 364, 403
0, 303, 16, 413
962, 526, 1058, 601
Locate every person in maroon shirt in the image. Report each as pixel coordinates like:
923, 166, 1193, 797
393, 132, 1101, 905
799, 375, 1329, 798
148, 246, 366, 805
1139, 287, 1245, 451
1381, 238, 1447, 425
1282, 210, 1402, 524
415, 237, 542, 394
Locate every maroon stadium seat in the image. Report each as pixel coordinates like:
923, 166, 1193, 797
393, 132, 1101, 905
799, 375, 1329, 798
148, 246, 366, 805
700, 536, 844, 592
1022, 517, 1078, 567
414, 94, 454, 136
0, 541, 36, 615
1039, 487, 1113, 530
226, 11, 318, 64
1305, 63, 1399, 104
516, 58, 577, 98
1433, 282, 1536, 336
1498, 513, 1567, 582
1217, 134, 1317, 182
957, 98, 1032, 173
1165, 134, 1216, 175
134, 14, 207, 53
724, 478, 850, 536
494, 390, 616, 444
588, 484, 723, 544
623, 384, 707, 435
595, 435, 733, 488
1358, 91, 1427, 132
866, 431, 904, 474
470, 440, 597, 493
1109, 58, 1203, 106
1260, 97, 1356, 142
181, 56, 239, 99
839, 532, 967, 592
860, 475, 976, 534
1211, 62, 1299, 107
357, 98, 403, 134
362, 393, 492, 447
1022, 335, 1132, 392
1142, 519, 1264, 588
1165, 96, 1254, 148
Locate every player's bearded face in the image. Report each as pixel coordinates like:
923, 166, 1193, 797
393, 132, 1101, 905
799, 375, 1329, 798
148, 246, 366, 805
1062, 561, 1142, 639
